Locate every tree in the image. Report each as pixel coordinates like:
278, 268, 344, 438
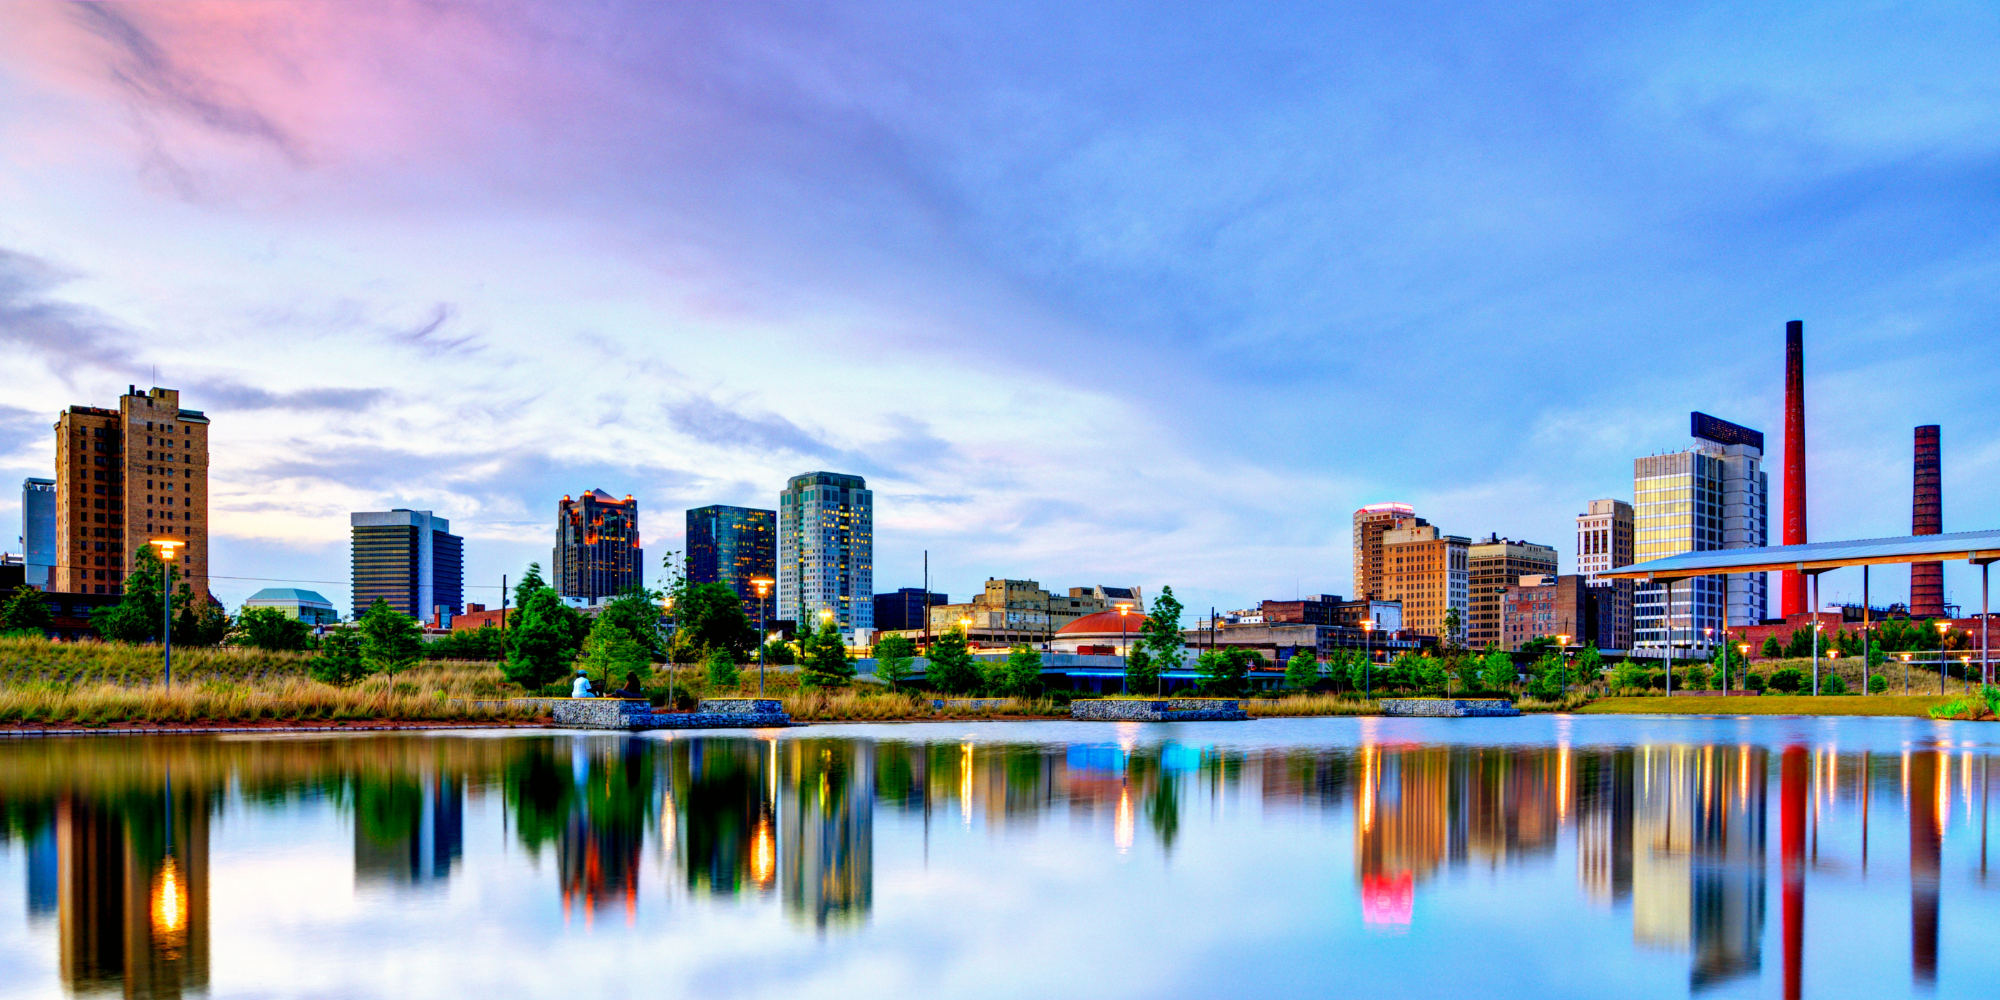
1761, 635, 1784, 659
761, 637, 796, 665
1612, 659, 1648, 692
1768, 667, 1805, 693
505, 587, 582, 690
173, 588, 230, 647
704, 646, 741, 689
580, 616, 650, 691
1440, 606, 1464, 654
595, 588, 666, 659
1414, 654, 1449, 694
1575, 643, 1605, 688
1783, 627, 1814, 659
236, 606, 312, 651
668, 582, 755, 664
92, 545, 170, 643
358, 598, 423, 676
1003, 644, 1044, 698
1139, 587, 1186, 681
799, 619, 855, 687
1124, 646, 1158, 695
926, 628, 979, 694
310, 629, 368, 686
1284, 650, 1319, 692
1196, 648, 1252, 697
1478, 648, 1517, 692
425, 623, 507, 661
1820, 672, 1848, 695
874, 634, 915, 689
1, 585, 52, 635
513, 562, 548, 613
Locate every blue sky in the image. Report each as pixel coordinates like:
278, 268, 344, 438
2, 1, 1996, 617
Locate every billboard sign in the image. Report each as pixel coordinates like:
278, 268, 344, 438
1691, 412, 1764, 451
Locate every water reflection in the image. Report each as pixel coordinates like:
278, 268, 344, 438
0, 725, 1993, 999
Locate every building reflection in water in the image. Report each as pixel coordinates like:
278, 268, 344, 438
1909, 749, 1941, 987
781, 739, 873, 929
352, 773, 464, 893
678, 737, 775, 898
55, 785, 214, 998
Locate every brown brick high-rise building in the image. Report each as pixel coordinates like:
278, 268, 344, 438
1352, 502, 1427, 602
1466, 535, 1558, 650
1381, 525, 1470, 643
53, 387, 210, 599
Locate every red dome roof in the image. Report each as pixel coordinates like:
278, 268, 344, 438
1058, 608, 1149, 635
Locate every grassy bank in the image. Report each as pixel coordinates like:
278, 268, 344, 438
0, 635, 319, 686
0, 675, 540, 726
1577, 695, 1968, 718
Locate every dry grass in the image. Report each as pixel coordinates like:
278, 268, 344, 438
0, 635, 318, 686
1244, 695, 1380, 717
1577, 695, 1970, 718
777, 690, 1063, 721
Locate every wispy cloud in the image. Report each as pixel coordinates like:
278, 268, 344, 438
0, 249, 134, 379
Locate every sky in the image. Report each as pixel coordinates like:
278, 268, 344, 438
2, 1, 1998, 619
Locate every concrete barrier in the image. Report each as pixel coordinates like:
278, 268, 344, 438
1071, 699, 1248, 722
1378, 698, 1521, 718
547, 697, 792, 730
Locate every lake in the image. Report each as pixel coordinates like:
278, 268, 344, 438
0, 715, 1994, 999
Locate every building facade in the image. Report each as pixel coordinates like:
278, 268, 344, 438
872, 588, 947, 632
351, 509, 464, 620
1466, 535, 1558, 651
53, 387, 211, 599
777, 472, 873, 637
1381, 525, 1470, 643
1352, 502, 1427, 601
554, 490, 643, 601
1576, 499, 1635, 650
923, 580, 1140, 644
1500, 574, 1601, 651
1632, 413, 1769, 659
21, 477, 55, 589
686, 505, 776, 606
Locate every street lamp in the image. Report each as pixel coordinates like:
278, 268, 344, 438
1557, 634, 1571, 696
1935, 620, 1952, 696
1360, 619, 1374, 697
751, 577, 774, 697
1960, 654, 1973, 695
149, 539, 182, 689
1899, 652, 1911, 695
1736, 642, 1750, 695
1117, 603, 1133, 695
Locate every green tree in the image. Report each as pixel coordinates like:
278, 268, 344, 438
761, 637, 796, 665
1139, 587, 1187, 681
1284, 649, 1320, 692
1413, 654, 1449, 694
668, 582, 755, 664
1478, 648, 1517, 692
799, 620, 855, 687
1768, 667, 1805, 693
1124, 646, 1158, 695
504, 587, 582, 690
1820, 672, 1848, 695
235, 606, 312, 651
1783, 627, 1814, 659
173, 587, 230, 646
513, 562, 547, 613
595, 588, 666, 659
1575, 643, 1605, 688
1003, 644, 1044, 698
358, 598, 423, 676
1761, 635, 1784, 659
1440, 606, 1464, 653
704, 646, 741, 689
926, 628, 979, 694
1612, 659, 1648, 692
92, 545, 171, 643
580, 615, 650, 691
425, 623, 508, 661
873, 634, 916, 689
310, 629, 368, 686
1, 585, 53, 635
1196, 648, 1252, 697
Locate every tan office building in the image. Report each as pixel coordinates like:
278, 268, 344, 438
1352, 502, 1427, 602
1381, 525, 1469, 643
53, 387, 210, 599
1465, 534, 1557, 651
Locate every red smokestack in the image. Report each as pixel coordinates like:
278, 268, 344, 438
1911, 425, 1943, 616
1781, 320, 1807, 617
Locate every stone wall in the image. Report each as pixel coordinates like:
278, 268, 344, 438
1071, 699, 1248, 722
699, 699, 784, 714
546, 697, 792, 730
1378, 698, 1521, 718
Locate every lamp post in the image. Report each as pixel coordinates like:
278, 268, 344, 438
1900, 652, 1911, 695
1736, 642, 1750, 695
1117, 603, 1132, 695
150, 539, 182, 689
751, 577, 774, 697
1936, 620, 1952, 696
1959, 654, 1972, 696
1557, 633, 1571, 696
1361, 619, 1374, 697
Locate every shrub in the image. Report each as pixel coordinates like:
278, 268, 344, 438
309, 630, 368, 687
1820, 673, 1848, 695
873, 634, 915, 689
704, 647, 740, 688
236, 606, 313, 652
1868, 674, 1888, 694
925, 629, 979, 694
1743, 672, 1766, 691
1768, 668, 1805, 693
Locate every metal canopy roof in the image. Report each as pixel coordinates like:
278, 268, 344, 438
1600, 528, 2000, 582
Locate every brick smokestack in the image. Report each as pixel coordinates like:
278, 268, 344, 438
1780, 319, 1808, 617
1911, 425, 1943, 616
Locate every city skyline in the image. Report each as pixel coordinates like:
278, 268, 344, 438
2, 4, 1996, 618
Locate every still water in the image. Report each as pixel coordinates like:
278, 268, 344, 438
0, 716, 1995, 999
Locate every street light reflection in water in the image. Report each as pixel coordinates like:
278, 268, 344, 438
0, 718, 1994, 999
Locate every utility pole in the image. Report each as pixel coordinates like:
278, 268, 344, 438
501, 574, 508, 631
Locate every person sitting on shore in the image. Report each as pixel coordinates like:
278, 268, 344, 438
611, 672, 644, 700
570, 672, 595, 698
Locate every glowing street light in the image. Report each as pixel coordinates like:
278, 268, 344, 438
751, 577, 774, 697
1117, 603, 1133, 695
1736, 642, 1750, 695
1360, 619, 1374, 697
150, 539, 183, 689
1935, 620, 1953, 696
1557, 634, 1572, 696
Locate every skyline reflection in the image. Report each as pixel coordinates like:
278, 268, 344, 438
0, 726, 1992, 998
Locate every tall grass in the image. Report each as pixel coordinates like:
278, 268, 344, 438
0, 677, 539, 725
0, 635, 317, 686
1244, 696, 1379, 717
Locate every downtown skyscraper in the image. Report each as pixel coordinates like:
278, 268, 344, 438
1632, 413, 1768, 658
686, 504, 776, 607
351, 509, 464, 621
52, 386, 211, 599
778, 472, 872, 637
554, 490, 644, 601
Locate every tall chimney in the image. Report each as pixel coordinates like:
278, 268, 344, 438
1910, 425, 1943, 617
1780, 320, 1808, 617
